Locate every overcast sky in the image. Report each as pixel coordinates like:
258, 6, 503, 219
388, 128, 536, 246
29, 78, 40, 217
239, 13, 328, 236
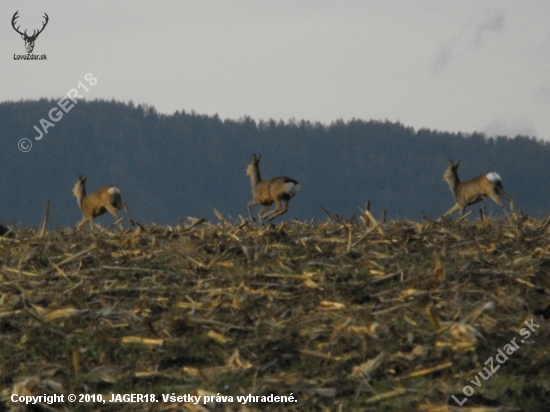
2, 1, 550, 140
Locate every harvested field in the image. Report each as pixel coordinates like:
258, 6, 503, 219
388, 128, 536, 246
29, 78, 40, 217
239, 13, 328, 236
0, 216, 549, 411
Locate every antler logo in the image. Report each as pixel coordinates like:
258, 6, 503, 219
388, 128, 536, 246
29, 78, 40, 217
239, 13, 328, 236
11, 10, 49, 54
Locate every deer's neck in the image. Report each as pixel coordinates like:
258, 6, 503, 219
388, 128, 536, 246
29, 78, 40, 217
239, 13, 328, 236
446, 174, 460, 196
75, 187, 86, 209
250, 167, 262, 188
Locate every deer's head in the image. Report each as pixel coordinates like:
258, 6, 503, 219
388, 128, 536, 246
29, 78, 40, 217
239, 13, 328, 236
443, 159, 460, 183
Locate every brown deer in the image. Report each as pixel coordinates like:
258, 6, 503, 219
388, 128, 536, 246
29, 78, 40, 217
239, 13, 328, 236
442, 159, 521, 220
73, 175, 133, 230
246, 154, 301, 223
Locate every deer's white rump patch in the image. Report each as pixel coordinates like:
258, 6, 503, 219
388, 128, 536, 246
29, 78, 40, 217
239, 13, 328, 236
284, 182, 301, 197
108, 186, 121, 195
486, 172, 502, 182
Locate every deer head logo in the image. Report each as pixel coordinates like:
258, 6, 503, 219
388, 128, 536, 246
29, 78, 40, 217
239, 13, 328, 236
11, 11, 49, 54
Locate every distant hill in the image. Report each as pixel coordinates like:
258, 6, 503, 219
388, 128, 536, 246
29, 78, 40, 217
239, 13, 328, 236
1, 98, 549, 227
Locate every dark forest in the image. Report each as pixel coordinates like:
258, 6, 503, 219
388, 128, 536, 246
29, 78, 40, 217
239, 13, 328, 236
1, 98, 549, 227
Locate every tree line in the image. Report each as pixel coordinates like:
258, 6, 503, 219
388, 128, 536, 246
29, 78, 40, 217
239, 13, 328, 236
1, 98, 549, 227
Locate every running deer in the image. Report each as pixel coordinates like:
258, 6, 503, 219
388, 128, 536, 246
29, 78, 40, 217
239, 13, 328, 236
246, 154, 301, 223
442, 159, 521, 220
73, 175, 133, 230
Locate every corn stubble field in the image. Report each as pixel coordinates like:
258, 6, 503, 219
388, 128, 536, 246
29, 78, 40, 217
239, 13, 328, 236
0, 214, 549, 411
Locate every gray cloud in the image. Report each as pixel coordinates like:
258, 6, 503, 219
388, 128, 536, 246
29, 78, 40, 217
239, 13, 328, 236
537, 85, 550, 105
474, 10, 505, 45
433, 39, 457, 74
433, 9, 505, 74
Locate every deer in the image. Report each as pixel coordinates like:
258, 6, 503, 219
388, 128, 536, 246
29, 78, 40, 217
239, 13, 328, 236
246, 154, 301, 224
11, 11, 49, 54
442, 159, 521, 220
73, 175, 134, 230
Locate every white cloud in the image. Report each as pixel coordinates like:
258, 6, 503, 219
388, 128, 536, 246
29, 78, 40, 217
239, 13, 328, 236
484, 116, 537, 138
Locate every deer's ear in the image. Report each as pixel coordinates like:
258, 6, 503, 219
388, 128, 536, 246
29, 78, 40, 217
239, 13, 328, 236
20, 34, 25, 40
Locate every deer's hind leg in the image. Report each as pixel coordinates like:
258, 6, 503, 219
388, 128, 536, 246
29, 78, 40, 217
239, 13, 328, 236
488, 192, 513, 220
105, 204, 124, 229
262, 196, 282, 219
496, 188, 521, 216
119, 202, 135, 225
266, 199, 290, 221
